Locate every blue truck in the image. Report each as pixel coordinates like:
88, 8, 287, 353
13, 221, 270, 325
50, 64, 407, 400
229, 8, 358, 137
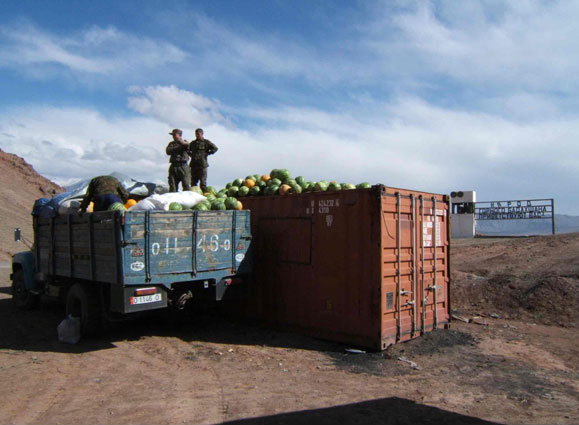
11, 209, 252, 335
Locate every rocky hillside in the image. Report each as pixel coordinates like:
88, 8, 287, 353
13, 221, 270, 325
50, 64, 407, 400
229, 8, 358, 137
0, 149, 63, 260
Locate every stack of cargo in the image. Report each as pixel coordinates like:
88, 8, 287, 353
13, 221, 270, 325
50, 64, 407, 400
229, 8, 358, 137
211, 169, 451, 350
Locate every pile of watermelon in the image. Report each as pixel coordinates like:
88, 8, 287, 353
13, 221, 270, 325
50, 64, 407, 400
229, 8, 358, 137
111, 169, 373, 212
193, 168, 373, 210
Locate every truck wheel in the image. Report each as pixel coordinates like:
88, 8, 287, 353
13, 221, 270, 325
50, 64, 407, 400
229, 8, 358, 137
66, 283, 102, 337
11, 269, 39, 310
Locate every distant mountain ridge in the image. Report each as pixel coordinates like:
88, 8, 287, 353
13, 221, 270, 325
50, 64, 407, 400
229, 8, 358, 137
0, 148, 63, 260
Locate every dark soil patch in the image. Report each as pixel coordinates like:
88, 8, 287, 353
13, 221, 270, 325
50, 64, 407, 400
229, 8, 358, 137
326, 350, 411, 376
388, 329, 477, 357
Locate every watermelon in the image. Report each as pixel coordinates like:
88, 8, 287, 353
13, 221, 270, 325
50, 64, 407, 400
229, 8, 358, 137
108, 202, 126, 212
249, 186, 261, 196
270, 169, 280, 180
257, 180, 267, 188
227, 186, 240, 197
328, 182, 342, 192
268, 178, 282, 187
356, 182, 372, 189
211, 200, 226, 210
289, 181, 302, 194
295, 176, 306, 187
169, 202, 183, 210
343, 183, 356, 190
206, 186, 217, 195
193, 202, 210, 211
264, 185, 279, 196
314, 181, 329, 192
233, 178, 243, 187
225, 182, 232, 189
225, 197, 239, 210
238, 186, 250, 197
189, 186, 203, 194
278, 169, 291, 183
205, 193, 216, 202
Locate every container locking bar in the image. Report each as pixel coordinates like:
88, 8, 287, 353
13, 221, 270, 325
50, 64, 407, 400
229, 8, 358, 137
432, 196, 438, 330
411, 194, 417, 337
396, 192, 402, 343
420, 195, 426, 334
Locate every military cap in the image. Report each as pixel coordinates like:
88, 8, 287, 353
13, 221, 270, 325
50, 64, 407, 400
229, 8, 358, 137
169, 128, 183, 135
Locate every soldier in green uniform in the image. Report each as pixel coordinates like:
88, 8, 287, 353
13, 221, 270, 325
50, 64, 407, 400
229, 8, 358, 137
189, 128, 218, 193
166, 129, 191, 192
79, 175, 129, 213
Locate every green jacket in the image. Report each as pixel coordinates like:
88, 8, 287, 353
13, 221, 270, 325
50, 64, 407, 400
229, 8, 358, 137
79, 175, 129, 212
189, 138, 218, 168
166, 140, 190, 163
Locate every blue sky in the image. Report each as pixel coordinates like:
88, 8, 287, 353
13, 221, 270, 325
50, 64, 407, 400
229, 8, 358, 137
0, 0, 578, 214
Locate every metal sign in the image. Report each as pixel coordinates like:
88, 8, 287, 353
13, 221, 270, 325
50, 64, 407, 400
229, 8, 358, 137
474, 198, 555, 234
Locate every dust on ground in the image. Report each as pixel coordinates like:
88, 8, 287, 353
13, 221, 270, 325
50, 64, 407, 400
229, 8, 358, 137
1, 231, 579, 425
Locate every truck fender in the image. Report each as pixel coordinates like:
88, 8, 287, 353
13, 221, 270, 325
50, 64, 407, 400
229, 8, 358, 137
12, 251, 38, 291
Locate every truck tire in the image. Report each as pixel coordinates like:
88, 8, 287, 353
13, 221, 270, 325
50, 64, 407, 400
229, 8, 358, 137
11, 269, 39, 310
66, 283, 102, 337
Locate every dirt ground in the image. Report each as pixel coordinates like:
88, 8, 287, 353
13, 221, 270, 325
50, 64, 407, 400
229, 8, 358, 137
1, 235, 578, 425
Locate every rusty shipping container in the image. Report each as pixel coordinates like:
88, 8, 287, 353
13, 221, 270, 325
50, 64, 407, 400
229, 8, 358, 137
240, 185, 451, 350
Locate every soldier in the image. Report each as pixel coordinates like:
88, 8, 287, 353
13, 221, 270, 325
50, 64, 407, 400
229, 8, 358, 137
79, 175, 129, 213
189, 128, 218, 193
165, 128, 191, 192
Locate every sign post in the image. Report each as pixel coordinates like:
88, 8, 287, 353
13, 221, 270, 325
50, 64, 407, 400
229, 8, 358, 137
474, 198, 555, 235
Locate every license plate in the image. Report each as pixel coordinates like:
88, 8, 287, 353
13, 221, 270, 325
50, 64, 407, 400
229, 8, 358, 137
130, 294, 162, 305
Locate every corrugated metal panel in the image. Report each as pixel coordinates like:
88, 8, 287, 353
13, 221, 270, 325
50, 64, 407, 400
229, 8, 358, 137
240, 185, 450, 349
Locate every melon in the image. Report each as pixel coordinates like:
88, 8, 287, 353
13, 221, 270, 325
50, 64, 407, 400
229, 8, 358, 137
125, 199, 137, 209
109, 202, 126, 212
211, 200, 226, 210
289, 181, 302, 194
227, 186, 240, 197
238, 186, 250, 197
169, 202, 183, 210
261, 174, 271, 182
278, 169, 291, 183
249, 186, 261, 196
343, 183, 356, 190
356, 182, 372, 189
193, 203, 210, 211
243, 178, 256, 188
233, 178, 243, 187
268, 178, 282, 187
225, 197, 239, 210
328, 182, 342, 191
314, 181, 329, 192
279, 184, 291, 195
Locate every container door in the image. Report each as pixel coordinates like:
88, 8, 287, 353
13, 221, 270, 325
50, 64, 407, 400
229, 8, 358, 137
381, 190, 450, 346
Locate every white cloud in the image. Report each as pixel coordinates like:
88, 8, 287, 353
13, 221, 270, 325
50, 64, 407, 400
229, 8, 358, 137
1, 86, 577, 213
127, 85, 226, 130
0, 21, 187, 76
380, 1, 579, 92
